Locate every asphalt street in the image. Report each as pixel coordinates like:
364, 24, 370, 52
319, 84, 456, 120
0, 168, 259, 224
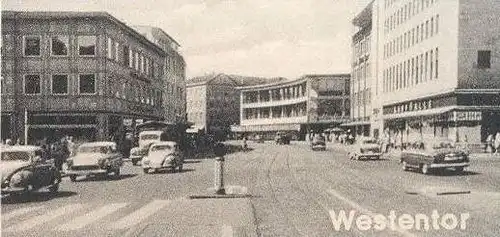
2, 141, 499, 237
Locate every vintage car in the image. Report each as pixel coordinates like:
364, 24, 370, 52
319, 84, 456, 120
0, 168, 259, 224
311, 135, 326, 151
129, 147, 143, 166
64, 142, 123, 182
348, 137, 382, 160
129, 130, 164, 165
275, 132, 291, 145
254, 135, 264, 143
142, 141, 184, 174
1, 146, 61, 196
401, 139, 470, 175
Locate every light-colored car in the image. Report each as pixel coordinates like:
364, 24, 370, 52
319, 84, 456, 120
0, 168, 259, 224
348, 137, 382, 160
129, 147, 143, 166
64, 142, 123, 182
142, 141, 184, 174
401, 139, 470, 175
311, 135, 326, 151
1, 146, 61, 196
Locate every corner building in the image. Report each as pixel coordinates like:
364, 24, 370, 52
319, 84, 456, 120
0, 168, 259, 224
377, 0, 500, 145
1, 11, 175, 142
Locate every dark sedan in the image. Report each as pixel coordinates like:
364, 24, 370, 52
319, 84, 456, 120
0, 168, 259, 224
401, 139, 470, 175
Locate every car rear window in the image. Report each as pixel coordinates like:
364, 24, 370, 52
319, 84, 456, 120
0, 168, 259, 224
78, 146, 110, 154
1, 151, 31, 161
151, 145, 173, 151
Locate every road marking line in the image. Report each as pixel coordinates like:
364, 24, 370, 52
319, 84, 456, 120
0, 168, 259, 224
221, 224, 233, 237
4, 203, 84, 232
111, 199, 171, 229
327, 189, 416, 237
55, 202, 129, 231
1, 205, 46, 222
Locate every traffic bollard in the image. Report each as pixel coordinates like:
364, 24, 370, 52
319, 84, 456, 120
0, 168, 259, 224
214, 156, 225, 195
213, 143, 226, 195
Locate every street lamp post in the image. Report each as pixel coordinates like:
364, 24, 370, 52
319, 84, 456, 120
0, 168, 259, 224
213, 143, 226, 195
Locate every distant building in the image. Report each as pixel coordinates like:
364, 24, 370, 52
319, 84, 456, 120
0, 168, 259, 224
233, 74, 350, 140
132, 26, 186, 123
186, 73, 285, 139
1, 11, 184, 142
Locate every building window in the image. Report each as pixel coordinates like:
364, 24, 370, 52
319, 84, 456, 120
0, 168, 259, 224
123, 46, 130, 66
435, 48, 439, 79
51, 75, 68, 95
135, 52, 139, 71
24, 75, 41, 94
107, 37, 113, 59
79, 74, 96, 94
435, 15, 439, 34
51, 36, 69, 56
78, 36, 96, 56
129, 49, 134, 68
430, 17, 434, 37
23, 36, 41, 56
114, 41, 120, 61
478, 50, 491, 68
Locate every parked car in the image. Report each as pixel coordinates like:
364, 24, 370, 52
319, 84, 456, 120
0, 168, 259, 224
275, 132, 291, 145
254, 135, 264, 143
311, 135, 326, 151
129, 147, 143, 166
348, 137, 382, 160
142, 141, 184, 174
400, 139, 470, 175
1, 146, 61, 196
64, 142, 123, 182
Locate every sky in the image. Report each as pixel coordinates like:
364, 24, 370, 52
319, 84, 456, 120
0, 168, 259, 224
2, 0, 372, 79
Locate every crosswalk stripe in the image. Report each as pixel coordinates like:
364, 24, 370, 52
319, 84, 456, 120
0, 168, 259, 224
111, 199, 171, 229
1, 205, 46, 222
221, 225, 233, 237
4, 203, 84, 232
55, 202, 129, 231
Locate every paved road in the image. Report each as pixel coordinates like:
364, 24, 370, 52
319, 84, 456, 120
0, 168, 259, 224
2, 142, 499, 237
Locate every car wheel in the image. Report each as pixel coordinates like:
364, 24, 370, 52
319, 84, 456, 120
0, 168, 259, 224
178, 164, 183, 172
132, 160, 138, 166
143, 168, 149, 174
402, 161, 408, 171
70, 175, 77, 182
455, 167, 464, 173
421, 164, 430, 175
48, 183, 59, 194
114, 168, 120, 178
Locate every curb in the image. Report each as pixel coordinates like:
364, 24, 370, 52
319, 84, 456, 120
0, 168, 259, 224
436, 191, 471, 196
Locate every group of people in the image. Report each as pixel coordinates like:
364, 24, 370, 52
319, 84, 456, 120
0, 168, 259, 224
486, 132, 500, 154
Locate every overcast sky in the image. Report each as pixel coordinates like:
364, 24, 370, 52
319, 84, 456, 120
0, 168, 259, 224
2, 0, 372, 79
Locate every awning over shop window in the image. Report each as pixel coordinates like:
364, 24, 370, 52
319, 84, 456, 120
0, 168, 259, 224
231, 124, 301, 132
340, 121, 370, 127
383, 106, 457, 120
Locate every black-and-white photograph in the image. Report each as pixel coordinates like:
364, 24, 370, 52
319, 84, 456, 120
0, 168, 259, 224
1, 0, 499, 236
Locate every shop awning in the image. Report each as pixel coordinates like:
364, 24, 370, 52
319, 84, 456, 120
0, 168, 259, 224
231, 124, 301, 132
340, 121, 370, 127
383, 106, 457, 120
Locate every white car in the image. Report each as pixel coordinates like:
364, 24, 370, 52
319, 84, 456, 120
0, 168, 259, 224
142, 141, 184, 174
64, 142, 123, 182
348, 137, 382, 160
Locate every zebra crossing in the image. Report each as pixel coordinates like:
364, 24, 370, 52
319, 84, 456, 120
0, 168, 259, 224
1, 199, 176, 235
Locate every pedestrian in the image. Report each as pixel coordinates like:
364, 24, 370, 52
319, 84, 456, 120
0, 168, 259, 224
495, 132, 500, 155
486, 133, 494, 153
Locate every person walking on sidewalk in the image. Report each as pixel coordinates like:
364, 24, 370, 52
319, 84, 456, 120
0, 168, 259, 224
494, 132, 500, 155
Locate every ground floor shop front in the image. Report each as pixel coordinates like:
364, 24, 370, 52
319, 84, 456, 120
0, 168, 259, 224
1, 112, 163, 145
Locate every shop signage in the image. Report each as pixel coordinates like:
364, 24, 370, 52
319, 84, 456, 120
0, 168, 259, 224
449, 111, 482, 121
389, 99, 433, 114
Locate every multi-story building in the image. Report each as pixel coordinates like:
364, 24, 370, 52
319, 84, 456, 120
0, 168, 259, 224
356, 0, 500, 145
233, 74, 350, 140
132, 26, 186, 123
0, 11, 182, 143
344, 1, 377, 138
186, 73, 285, 140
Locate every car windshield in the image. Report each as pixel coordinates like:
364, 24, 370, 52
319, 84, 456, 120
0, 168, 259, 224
78, 146, 110, 154
430, 141, 455, 150
1, 151, 31, 161
141, 134, 159, 140
150, 145, 174, 152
